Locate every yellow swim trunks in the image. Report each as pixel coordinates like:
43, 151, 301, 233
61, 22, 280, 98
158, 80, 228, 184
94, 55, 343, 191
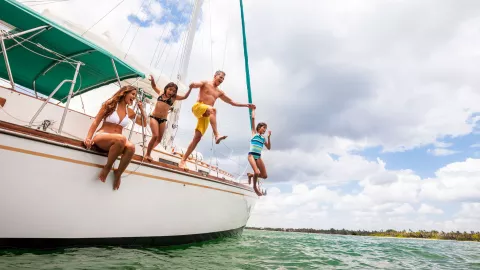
192, 102, 210, 135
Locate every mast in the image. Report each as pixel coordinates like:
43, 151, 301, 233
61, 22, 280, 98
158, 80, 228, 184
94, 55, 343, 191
163, 0, 204, 151
239, 0, 253, 126
178, 0, 204, 82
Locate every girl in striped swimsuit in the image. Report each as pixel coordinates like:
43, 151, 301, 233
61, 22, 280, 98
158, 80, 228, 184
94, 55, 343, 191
247, 108, 271, 196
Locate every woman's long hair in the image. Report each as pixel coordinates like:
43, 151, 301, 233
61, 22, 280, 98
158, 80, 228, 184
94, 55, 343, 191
102, 85, 137, 119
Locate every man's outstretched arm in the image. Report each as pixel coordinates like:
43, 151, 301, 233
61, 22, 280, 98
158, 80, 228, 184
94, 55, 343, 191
219, 92, 255, 109
189, 81, 206, 89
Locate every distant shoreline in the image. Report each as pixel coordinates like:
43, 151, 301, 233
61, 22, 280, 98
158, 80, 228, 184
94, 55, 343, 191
245, 227, 480, 242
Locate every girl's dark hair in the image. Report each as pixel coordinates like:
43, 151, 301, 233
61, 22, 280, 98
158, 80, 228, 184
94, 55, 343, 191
164, 82, 178, 98
256, 122, 267, 132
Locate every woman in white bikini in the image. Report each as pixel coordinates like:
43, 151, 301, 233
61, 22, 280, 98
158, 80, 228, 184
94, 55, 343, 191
84, 85, 147, 190
144, 75, 193, 162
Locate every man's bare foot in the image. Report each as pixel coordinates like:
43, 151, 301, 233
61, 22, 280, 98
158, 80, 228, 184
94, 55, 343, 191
98, 166, 110, 183
145, 155, 153, 162
247, 173, 253, 185
113, 170, 121, 190
215, 135, 227, 144
254, 187, 263, 196
179, 160, 189, 171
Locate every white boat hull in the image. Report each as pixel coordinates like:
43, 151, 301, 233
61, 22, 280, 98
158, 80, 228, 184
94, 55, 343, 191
0, 128, 257, 248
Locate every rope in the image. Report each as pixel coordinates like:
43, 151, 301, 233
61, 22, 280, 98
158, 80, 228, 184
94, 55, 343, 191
6, 33, 78, 64
124, 27, 140, 59
170, 31, 187, 80
159, 43, 173, 76
24, 0, 70, 6
121, 96, 148, 178
208, 0, 214, 74
155, 42, 169, 70
9, 34, 85, 95
236, 162, 249, 182
221, 9, 231, 69
79, 94, 86, 114
81, 0, 125, 36
0, 106, 42, 125
149, 25, 168, 67
124, 0, 154, 59
208, 133, 214, 174
120, 0, 148, 45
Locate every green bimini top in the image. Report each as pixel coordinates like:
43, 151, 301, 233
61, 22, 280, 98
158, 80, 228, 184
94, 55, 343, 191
0, 0, 145, 101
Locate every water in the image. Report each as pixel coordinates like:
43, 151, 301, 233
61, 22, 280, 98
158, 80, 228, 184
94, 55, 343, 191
1, 230, 479, 269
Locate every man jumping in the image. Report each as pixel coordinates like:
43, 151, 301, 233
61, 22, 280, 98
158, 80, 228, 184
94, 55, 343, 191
179, 70, 255, 170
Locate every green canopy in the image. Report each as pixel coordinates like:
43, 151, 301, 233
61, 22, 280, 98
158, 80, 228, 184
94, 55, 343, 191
0, 0, 145, 101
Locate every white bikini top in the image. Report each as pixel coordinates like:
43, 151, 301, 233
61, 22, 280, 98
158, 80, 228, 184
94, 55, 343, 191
104, 103, 131, 128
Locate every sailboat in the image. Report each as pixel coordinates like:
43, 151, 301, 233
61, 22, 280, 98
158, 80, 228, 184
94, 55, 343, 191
0, 0, 258, 248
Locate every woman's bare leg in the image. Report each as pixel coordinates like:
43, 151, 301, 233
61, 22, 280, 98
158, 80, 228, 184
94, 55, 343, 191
93, 133, 127, 182
113, 141, 136, 190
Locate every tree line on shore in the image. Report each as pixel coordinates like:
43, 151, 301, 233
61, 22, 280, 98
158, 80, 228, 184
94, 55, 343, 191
246, 227, 480, 242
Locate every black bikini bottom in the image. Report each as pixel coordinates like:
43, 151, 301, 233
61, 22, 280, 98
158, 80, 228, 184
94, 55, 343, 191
149, 115, 167, 124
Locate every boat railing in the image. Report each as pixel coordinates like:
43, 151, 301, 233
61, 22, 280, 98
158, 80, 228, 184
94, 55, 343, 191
0, 24, 146, 136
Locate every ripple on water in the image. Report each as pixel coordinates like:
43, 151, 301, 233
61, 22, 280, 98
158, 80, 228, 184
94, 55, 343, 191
0, 230, 479, 269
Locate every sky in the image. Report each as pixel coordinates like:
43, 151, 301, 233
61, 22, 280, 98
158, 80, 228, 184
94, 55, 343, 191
25, 0, 480, 232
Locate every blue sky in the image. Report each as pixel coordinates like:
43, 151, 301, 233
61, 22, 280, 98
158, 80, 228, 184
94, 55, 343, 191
127, 0, 193, 43
358, 132, 480, 179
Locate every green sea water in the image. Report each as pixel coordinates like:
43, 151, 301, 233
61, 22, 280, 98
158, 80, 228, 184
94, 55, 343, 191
1, 230, 479, 269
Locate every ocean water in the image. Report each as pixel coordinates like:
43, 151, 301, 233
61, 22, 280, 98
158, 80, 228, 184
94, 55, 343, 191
1, 230, 479, 269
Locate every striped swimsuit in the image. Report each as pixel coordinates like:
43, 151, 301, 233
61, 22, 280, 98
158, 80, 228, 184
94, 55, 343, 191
248, 133, 266, 160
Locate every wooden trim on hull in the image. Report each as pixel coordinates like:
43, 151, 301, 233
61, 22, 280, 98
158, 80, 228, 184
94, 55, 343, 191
0, 143, 255, 197
0, 120, 254, 192
0, 227, 244, 249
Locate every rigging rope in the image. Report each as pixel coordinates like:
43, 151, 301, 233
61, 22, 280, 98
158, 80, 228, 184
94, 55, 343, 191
221, 8, 231, 70
7, 33, 85, 101
0, 106, 42, 125
149, 24, 168, 67
6, 33, 78, 64
81, 0, 125, 36
208, 0, 214, 74
124, 0, 154, 59
170, 31, 188, 80
158, 43, 173, 76
120, 0, 148, 44
23, 0, 70, 6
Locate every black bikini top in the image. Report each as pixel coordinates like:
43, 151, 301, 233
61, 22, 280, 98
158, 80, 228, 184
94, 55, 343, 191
158, 93, 174, 106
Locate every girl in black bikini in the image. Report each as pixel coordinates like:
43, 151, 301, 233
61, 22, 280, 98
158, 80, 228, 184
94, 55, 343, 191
145, 75, 193, 162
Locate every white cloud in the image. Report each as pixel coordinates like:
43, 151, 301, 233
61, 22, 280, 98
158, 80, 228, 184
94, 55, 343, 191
427, 148, 459, 156
251, 158, 480, 231
387, 204, 415, 215
419, 158, 480, 201
456, 202, 480, 219
418, 204, 444, 215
